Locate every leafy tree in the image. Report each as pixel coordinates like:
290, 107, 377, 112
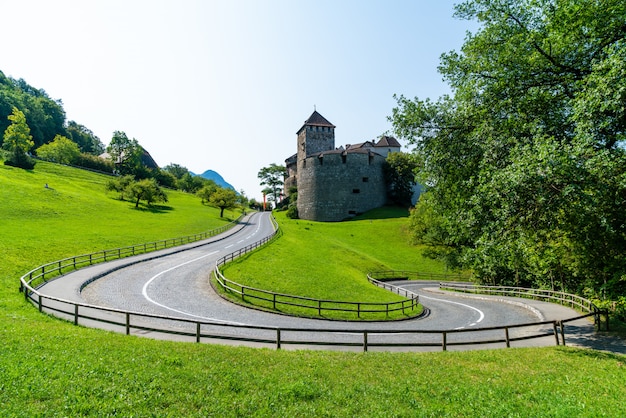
66, 121, 104, 154
209, 187, 238, 217
106, 131, 143, 176
163, 163, 189, 180
197, 181, 218, 204
105, 175, 135, 200
383, 152, 419, 207
2, 106, 35, 169
36, 134, 80, 165
128, 178, 168, 208
178, 172, 204, 193
258, 163, 286, 206
391, 0, 626, 297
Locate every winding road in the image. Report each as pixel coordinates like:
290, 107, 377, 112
36, 211, 603, 352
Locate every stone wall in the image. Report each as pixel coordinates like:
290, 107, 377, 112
297, 151, 387, 221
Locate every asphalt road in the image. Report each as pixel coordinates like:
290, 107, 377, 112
37, 211, 615, 352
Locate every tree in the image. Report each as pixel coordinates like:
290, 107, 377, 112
209, 187, 238, 217
2, 106, 35, 168
105, 175, 135, 200
258, 163, 286, 206
391, 0, 626, 297
36, 134, 80, 165
65, 121, 104, 154
197, 181, 218, 204
383, 152, 419, 207
106, 131, 143, 176
163, 163, 189, 180
128, 178, 168, 208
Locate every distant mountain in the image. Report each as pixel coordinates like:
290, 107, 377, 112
194, 170, 236, 191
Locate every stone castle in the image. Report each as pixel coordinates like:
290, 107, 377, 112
284, 110, 402, 222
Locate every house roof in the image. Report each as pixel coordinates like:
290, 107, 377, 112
375, 136, 401, 148
297, 110, 335, 133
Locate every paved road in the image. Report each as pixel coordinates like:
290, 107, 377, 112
36, 211, 623, 353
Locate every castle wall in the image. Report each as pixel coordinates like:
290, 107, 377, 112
297, 125, 334, 162
297, 152, 387, 221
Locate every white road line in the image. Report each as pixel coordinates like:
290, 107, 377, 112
141, 251, 245, 325
225, 244, 234, 248
398, 284, 486, 326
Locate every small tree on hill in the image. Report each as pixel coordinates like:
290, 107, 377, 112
128, 178, 168, 208
3, 107, 35, 169
37, 134, 81, 165
209, 187, 238, 217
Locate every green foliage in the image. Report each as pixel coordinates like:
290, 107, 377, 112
128, 178, 168, 208
65, 120, 105, 154
383, 152, 419, 206
258, 163, 286, 205
0, 161, 625, 416
2, 106, 35, 169
105, 174, 135, 200
36, 134, 80, 164
391, 0, 626, 298
73, 152, 114, 173
197, 181, 218, 204
0, 72, 66, 148
106, 130, 145, 176
209, 187, 238, 217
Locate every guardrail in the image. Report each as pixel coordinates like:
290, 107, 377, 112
20, 215, 243, 295
368, 270, 471, 282
18, 213, 605, 352
213, 221, 420, 319
439, 282, 610, 332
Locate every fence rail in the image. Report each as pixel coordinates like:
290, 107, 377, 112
213, 224, 420, 319
20, 216, 243, 295
439, 282, 609, 331
17, 213, 605, 352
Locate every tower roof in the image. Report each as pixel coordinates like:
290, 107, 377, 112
375, 136, 401, 148
297, 110, 335, 133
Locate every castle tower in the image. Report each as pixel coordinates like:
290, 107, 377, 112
296, 110, 336, 162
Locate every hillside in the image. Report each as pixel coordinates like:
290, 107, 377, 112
0, 161, 624, 416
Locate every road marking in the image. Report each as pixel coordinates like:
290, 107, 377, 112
225, 244, 234, 248
398, 284, 486, 326
140, 251, 245, 325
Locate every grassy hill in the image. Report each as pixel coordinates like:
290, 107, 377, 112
1, 161, 624, 417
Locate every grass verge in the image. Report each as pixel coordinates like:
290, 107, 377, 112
1, 161, 624, 417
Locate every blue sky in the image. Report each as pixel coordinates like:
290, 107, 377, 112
1, 0, 478, 200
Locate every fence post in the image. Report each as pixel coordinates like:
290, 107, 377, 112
560, 321, 566, 346
318, 300, 322, 316
363, 331, 368, 352
553, 322, 560, 346
38, 294, 42, 312
126, 312, 130, 335
504, 327, 510, 348
277, 329, 281, 350
442, 332, 447, 351
196, 323, 201, 343
74, 304, 79, 325
273, 294, 276, 310
357, 303, 361, 319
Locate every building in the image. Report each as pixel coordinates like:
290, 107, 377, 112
285, 110, 402, 221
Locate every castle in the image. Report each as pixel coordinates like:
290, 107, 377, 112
284, 110, 402, 222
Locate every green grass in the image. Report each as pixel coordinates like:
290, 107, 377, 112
218, 208, 447, 320
1, 161, 625, 417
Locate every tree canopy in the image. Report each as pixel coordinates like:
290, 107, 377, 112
391, 0, 626, 298
258, 163, 286, 206
2, 106, 35, 168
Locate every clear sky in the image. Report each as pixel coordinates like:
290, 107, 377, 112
1, 0, 478, 201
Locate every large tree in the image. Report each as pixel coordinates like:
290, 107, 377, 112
391, 0, 626, 297
2, 106, 35, 168
258, 163, 286, 206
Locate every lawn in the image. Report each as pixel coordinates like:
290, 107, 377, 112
217, 208, 451, 319
1, 161, 624, 417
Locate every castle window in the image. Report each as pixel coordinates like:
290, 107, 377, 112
349, 210, 357, 215
342, 154, 347, 164
362, 177, 369, 182
352, 189, 360, 194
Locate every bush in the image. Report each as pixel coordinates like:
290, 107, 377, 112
286, 204, 299, 219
